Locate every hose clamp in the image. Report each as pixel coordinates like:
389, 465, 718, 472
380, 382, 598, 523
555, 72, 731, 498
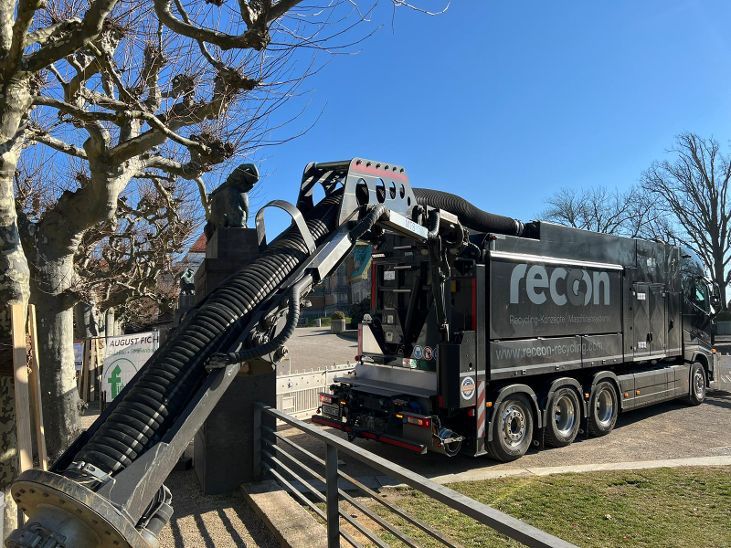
67, 461, 113, 485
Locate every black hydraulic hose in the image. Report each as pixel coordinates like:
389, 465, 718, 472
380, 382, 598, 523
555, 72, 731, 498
425, 208, 440, 240
208, 274, 312, 366
413, 188, 524, 236
69, 192, 345, 478
207, 204, 388, 367
348, 204, 386, 242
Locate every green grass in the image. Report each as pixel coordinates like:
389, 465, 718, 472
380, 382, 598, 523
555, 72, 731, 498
353, 466, 731, 547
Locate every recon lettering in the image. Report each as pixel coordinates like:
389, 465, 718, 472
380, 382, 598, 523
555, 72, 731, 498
509, 264, 611, 306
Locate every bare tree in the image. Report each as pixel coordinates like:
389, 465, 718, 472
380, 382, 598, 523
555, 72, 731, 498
642, 133, 731, 307
11, 1, 305, 455
542, 185, 660, 238
16, 165, 197, 326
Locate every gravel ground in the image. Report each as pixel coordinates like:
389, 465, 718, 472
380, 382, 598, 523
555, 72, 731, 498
157, 470, 277, 548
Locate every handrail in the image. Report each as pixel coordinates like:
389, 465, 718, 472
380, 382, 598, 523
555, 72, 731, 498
256, 403, 577, 548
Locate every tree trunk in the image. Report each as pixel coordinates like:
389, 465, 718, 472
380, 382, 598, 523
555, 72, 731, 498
714, 258, 727, 308
74, 302, 101, 339
30, 255, 80, 460
105, 309, 116, 338
0, 311, 19, 537
0, 73, 33, 536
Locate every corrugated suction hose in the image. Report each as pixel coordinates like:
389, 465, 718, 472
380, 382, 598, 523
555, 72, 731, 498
413, 188, 524, 236
68, 191, 345, 479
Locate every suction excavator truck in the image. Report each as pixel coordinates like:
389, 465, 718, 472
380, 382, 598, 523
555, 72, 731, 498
313, 188, 721, 461
6, 158, 720, 547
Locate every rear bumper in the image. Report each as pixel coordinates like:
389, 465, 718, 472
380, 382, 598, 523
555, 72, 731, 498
311, 414, 427, 454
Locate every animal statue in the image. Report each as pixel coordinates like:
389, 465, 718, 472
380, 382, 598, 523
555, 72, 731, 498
205, 163, 259, 237
179, 268, 196, 295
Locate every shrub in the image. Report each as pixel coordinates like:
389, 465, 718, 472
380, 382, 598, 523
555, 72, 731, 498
331, 310, 346, 320
348, 298, 371, 327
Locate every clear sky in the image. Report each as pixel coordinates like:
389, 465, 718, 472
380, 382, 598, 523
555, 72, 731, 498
244, 0, 731, 230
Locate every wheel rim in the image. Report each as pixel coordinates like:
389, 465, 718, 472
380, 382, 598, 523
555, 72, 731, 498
501, 403, 527, 449
554, 394, 576, 436
693, 370, 705, 399
595, 388, 614, 428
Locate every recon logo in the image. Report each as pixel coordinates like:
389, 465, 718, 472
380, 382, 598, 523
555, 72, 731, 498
509, 264, 611, 306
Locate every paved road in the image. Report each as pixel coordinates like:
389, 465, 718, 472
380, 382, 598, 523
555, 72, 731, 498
284, 390, 731, 483
278, 327, 357, 374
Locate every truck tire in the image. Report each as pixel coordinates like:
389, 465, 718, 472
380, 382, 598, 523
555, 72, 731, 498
588, 381, 618, 437
544, 387, 581, 448
687, 362, 706, 406
487, 394, 534, 462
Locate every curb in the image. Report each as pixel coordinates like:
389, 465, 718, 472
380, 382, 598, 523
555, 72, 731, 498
427, 455, 731, 484
242, 480, 327, 548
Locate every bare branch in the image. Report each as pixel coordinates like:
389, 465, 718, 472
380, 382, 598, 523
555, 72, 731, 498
27, 128, 88, 159
153, 0, 276, 51
21, 0, 119, 71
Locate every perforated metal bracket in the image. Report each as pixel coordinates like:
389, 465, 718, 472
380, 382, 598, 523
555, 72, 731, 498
255, 200, 317, 254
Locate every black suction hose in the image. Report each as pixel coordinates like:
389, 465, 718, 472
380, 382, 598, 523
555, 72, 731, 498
69, 192, 345, 478
413, 188, 524, 236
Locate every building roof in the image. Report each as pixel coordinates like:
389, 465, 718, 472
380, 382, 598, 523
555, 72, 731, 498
190, 233, 207, 254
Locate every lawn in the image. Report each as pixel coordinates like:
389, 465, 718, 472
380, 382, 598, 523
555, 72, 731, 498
350, 466, 731, 547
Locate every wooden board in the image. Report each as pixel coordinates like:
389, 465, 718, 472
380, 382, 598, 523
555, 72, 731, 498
80, 339, 90, 401
27, 305, 48, 470
10, 304, 33, 473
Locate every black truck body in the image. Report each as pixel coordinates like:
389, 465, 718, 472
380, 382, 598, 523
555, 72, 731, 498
314, 220, 719, 460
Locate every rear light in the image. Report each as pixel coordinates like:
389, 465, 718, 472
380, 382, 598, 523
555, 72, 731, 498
402, 413, 431, 428
319, 393, 334, 404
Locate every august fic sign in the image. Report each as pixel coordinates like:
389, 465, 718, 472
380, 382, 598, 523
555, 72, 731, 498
102, 332, 159, 402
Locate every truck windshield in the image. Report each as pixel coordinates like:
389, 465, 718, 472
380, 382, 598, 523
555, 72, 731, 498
687, 278, 711, 314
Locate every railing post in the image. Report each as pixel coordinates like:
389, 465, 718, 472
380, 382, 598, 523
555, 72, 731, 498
253, 402, 262, 481
325, 444, 340, 547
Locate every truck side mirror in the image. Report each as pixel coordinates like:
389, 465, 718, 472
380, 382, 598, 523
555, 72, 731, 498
710, 282, 722, 310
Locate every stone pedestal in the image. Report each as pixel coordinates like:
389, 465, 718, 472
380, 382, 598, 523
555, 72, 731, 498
194, 228, 261, 303
193, 227, 276, 494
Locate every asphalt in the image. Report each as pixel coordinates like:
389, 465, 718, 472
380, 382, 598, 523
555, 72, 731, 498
281, 390, 731, 485
278, 327, 357, 374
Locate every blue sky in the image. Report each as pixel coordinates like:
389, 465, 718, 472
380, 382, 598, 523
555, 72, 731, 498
244, 0, 731, 230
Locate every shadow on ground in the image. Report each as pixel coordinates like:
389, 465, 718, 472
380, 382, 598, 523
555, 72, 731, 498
159, 469, 276, 548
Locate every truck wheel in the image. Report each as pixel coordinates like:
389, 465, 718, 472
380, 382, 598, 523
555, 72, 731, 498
588, 381, 618, 437
488, 394, 534, 462
544, 387, 581, 448
687, 362, 706, 406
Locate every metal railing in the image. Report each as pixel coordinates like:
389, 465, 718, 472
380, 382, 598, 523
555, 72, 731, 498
276, 364, 354, 418
254, 404, 576, 548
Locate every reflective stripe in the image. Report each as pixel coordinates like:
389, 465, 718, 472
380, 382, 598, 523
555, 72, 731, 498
476, 380, 486, 439
490, 250, 623, 271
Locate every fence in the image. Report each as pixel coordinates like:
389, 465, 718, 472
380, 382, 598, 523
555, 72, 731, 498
254, 403, 576, 548
276, 364, 354, 419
